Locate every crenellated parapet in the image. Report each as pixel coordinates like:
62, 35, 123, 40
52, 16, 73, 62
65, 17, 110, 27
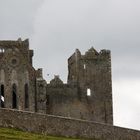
84, 47, 111, 60
68, 48, 110, 66
0, 38, 29, 49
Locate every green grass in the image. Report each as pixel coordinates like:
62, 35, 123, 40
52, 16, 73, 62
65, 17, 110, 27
0, 127, 87, 140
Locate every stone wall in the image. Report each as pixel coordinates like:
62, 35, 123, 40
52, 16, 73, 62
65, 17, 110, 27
46, 84, 86, 119
0, 108, 140, 140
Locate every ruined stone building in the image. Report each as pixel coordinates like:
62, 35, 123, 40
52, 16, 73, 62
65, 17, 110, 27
0, 38, 113, 125
1, 38, 140, 139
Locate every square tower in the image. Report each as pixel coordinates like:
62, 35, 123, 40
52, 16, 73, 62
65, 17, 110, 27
68, 48, 113, 124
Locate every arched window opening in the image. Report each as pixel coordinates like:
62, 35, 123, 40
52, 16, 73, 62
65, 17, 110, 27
24, 84, 29, 108
87, 88, 91, 96
12, 84, 17, 109
1, 85, 4, 108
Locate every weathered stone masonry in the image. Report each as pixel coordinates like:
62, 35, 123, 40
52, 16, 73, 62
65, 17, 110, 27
0, 38, 113, 125
0, 108, 140, 140
0, 38, 140, 139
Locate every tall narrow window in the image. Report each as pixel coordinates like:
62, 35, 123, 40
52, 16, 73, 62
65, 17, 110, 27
24, 84, 29, 108
1, 85, 4, 108
12, 84, 17, 109
84, 64, 86, 69
46, 95, 50, 105
87, 88, 91, 96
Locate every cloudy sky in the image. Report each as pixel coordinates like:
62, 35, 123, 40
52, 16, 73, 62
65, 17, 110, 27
0, 0, 140, 130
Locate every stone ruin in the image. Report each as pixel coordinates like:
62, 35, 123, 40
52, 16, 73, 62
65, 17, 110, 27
0, 38, 113, 125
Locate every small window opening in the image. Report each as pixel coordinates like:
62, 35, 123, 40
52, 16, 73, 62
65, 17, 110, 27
25, 84, 29, 108
12, 84, 17, 109
87, 88, 91, 96
84, 64, 86, 69
1, 85, 4, 108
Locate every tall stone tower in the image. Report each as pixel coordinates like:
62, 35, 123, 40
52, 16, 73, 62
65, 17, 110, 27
68, 47, 113, 124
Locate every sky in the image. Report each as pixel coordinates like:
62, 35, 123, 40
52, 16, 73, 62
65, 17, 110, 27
0, 0, 140, 130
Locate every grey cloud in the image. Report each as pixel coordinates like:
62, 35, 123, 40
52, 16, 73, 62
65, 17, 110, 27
0, 0, 44, 39
31, 0, 140, 81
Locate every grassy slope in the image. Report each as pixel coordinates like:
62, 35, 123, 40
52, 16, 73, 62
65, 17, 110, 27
0, 127, 91, 140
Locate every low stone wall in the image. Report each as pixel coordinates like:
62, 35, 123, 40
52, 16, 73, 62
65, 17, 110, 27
0, 108, 140, 140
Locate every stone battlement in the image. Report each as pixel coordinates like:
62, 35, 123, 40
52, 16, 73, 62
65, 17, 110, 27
0, 38, 29, 48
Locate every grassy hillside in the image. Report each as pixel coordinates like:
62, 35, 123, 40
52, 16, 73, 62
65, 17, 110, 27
0, 127, 91, 140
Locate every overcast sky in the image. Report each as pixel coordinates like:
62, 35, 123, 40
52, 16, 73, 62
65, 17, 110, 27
0, 0, 140, 130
